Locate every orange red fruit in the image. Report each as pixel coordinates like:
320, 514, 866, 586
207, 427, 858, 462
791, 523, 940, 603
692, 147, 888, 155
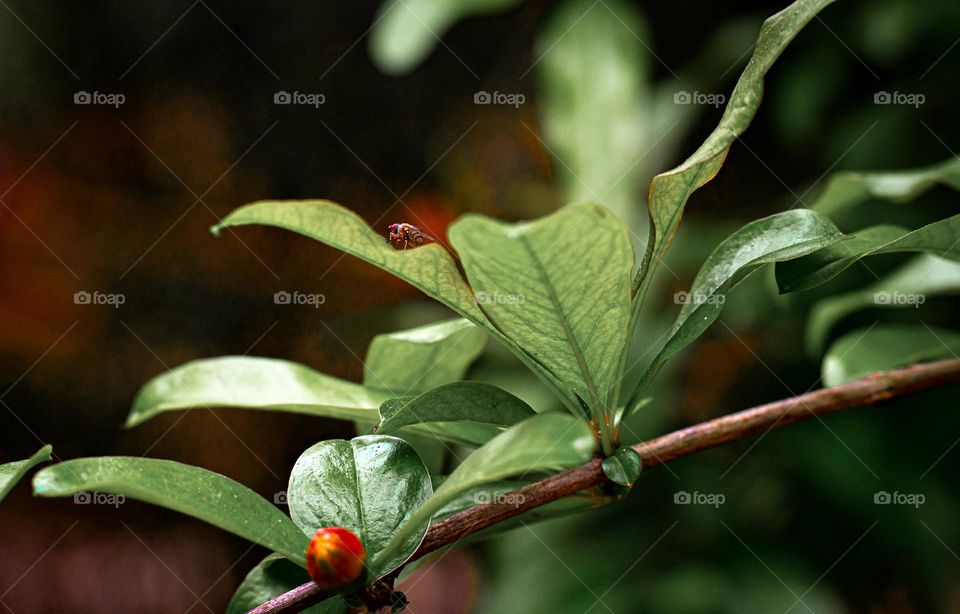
305, 527, 367, 590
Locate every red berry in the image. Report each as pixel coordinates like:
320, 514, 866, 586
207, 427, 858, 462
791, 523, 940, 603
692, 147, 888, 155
305, 527, 367, 590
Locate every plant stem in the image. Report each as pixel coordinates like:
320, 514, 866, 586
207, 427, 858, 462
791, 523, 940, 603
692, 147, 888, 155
250, 357, 960, 614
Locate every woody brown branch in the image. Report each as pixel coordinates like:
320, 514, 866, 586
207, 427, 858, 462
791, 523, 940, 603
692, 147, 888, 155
251, 357, 960, 614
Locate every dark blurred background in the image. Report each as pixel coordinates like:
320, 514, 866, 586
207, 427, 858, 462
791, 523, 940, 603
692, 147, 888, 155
2, 0, 960, 612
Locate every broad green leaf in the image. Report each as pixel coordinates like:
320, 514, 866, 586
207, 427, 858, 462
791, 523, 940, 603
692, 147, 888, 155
635, 0, 837, 299
627, 210, 843, 412
822, 324, 960, 387
363, 318, 487, 395
777, 214, 960, 293
537, 0, 650, 227
810, 157, 960, 218
227, 554, 345, 614
402, 420, 503, 447
807, 254, 960, 354
0, 445, 52, 502
33, 457, 309, 564
212, 200, 485, 323
287, 435, 432, 577
449, 204, 633, 415
369, 0, 524, 75
377, 382, 536, 433
601, 447, 642, 487
776, 225, 906, 293
127, 356, 388, 427
375, 413, 595, 567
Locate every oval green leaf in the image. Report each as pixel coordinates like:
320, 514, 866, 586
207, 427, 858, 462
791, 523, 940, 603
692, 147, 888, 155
810, 157, 960, 218
363, 318, 487, 395
33, 457, 309, 564
449, 204, 633, 416
601, 447, 642, 487
127, 356, 388, 428
0, 445, 53, 502
807, 254, 960, 354
377, 382, 536, 433
777, 214, 960, 293
287, 435, 432, 577
822, 324, 960, 387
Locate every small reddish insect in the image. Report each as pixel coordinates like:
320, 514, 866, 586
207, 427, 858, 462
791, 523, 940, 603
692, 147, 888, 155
387, 223, 436, 250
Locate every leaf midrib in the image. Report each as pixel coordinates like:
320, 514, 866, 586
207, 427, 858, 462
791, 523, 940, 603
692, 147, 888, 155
518, 234, 604, 415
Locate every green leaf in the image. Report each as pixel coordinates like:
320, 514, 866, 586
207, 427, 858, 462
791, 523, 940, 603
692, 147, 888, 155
449, 203, 633, 415
377, 382, 536, 433
777, 214, 960, 293
822, 324, 960, 387
368, 0, 524, 75
401, 421, 503, 447
537, 0, 651, 226
635, 0, 837, 298
33, 457, 309, 564
375, 413, 595, 567
363, 318, 487, 395
287, 435, 432, 577
227, 554, 346, 614
810, 157, 960, 219
601, 447, 642, 487
127, 356, 388, 428
807, 254, 960, 354
0, 445, 52, 502
627, 210, 843, 413
212, 200, 485, 323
